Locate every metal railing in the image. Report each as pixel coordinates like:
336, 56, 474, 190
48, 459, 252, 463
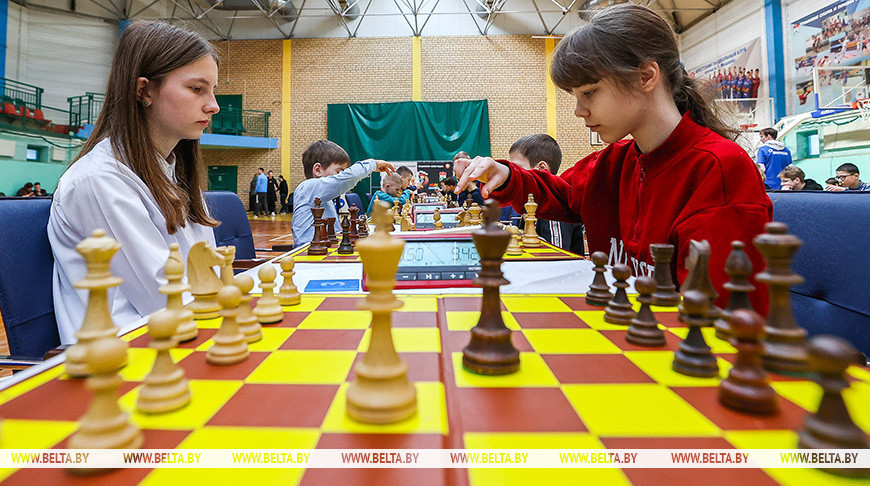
207, 108, 270, 138
67, 92, 105, 127
0, 78, 43, 110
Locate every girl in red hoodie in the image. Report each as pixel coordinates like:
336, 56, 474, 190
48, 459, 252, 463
454, 4, 772, 313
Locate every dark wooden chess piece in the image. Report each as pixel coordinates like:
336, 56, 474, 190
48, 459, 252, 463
349, 205, 360, 242
650, 243, 681, 307
585, 251, 613, 306
337, 215, 354, 254
673, 290, 719, 377
754, 222, 809, 373
682, 240, 722, 322
463, 200, 520, 375
626, 276, 666, 347
798, 335, 870, 478
718, 309, 778, 414
357, 214, 369, 238
307, 197, 329, 256
714, 241, 755, 340
603, 264, 635, 325
326, 217, 338, 246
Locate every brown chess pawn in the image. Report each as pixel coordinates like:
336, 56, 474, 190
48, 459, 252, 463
626, 276, 666, 347
68, 337, 143, 456
235, 275, 263, 343
308, 197, 329, 255
337, 215, 355, 254
65, 229, 124, 378
162, 243, 197, 343
277, 256, 302, 306
603, 264, 635, 325
718, 309, 778, 414
357, 214, 369, 238
207, 285, 249, 365
326, 217, 338, 246
715, 241, 755, 340
585, 251, 613, 306
798, 335, 870, 478
254, 264, 284, 325
650, 243, 681, 307
349, 204, 360, 242
522, 194, 542, 248
754, 222, 809, 373
463, 200, 520, 375
673, 290, 719, 378
136, 309, 192, 414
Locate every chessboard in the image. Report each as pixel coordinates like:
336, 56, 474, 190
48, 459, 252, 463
290, 240, 583, 263
1, 293, 868, 485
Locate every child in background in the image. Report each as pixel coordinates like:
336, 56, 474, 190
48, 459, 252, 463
453, 4, 771, 313
367, 172, 408, 215
292, 140, 393, 247
396, 166, 417, 195
509, 134, 585, 255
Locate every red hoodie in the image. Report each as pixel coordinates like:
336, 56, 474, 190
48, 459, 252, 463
492, 113, 772, 314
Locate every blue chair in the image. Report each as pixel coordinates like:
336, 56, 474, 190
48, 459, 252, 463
770, 191, 870, 358
0, 197, 61, 364
345, 192, 364, 213
203, 191, 259, 270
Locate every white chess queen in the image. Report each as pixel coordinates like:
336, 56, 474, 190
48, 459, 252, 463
48, 21, 220, 344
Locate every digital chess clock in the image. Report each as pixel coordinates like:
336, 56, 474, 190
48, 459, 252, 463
413, 208, 463, 230
386, 235, 480, 289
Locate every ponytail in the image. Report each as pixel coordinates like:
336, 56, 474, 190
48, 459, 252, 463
551, 4, 736, 141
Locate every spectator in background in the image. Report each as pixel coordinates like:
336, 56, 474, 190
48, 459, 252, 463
278, 174, 289, 214
16, 182, 34, 197
266, 170, 278, 216
825, 177, 838, 189
254, 167, 268, 217
32, 182, 48, 196
249, 173, 257, 211
827, 162, 870, 191
778, 166, 823, 190
756, 127, 792, 190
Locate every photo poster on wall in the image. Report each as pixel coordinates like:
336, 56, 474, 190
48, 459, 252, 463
792, 0, 870, 114
368, 160, 454, 195
687, 38, 763, 101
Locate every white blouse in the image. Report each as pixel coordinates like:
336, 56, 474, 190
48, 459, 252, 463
48, 138, 216, 344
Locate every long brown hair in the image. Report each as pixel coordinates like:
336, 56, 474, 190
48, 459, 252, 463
74, 21, 218, 233
550, 4, 736, 140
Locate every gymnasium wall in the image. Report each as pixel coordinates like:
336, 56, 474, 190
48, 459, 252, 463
203, 35, 596, 195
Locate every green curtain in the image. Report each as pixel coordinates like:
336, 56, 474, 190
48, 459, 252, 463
327, 100, 490, 205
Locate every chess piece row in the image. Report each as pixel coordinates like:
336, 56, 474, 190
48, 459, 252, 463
309, 197, 368, 256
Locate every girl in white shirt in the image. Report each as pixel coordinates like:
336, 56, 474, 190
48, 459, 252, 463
49, 21, 221, 343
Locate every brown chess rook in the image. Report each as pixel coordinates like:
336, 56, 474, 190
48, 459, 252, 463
603, 264, 635, 325
798, 335, 869, 478
462, 201, 520, 375
672, 290, 720, 378
718, 309, 778, 414
650, 244, 681, 307
754, 222, 809, 373
626, 276, 667, 347
585, 251, 613, 306
715, 241, 756, 340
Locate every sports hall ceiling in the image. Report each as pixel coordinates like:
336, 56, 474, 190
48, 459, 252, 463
12, 0, 733, 38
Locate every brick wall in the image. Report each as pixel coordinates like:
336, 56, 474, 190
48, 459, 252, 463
202, 39, 283, 194
203, 36, 598, 196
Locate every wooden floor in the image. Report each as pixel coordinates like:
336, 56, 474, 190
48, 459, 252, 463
0, 214, 293, 378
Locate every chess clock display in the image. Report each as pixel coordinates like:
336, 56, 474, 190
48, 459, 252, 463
388, 235, 480, 289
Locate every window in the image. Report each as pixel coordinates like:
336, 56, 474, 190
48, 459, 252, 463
796, 130, 821, 158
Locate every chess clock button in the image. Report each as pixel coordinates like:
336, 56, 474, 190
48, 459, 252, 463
396, 273, 417, 280
419, 273, 437, 280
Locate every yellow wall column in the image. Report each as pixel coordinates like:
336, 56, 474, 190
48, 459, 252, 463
281, 39, 292, 178
545, 37, 557, 139
412, 36, 422, 101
